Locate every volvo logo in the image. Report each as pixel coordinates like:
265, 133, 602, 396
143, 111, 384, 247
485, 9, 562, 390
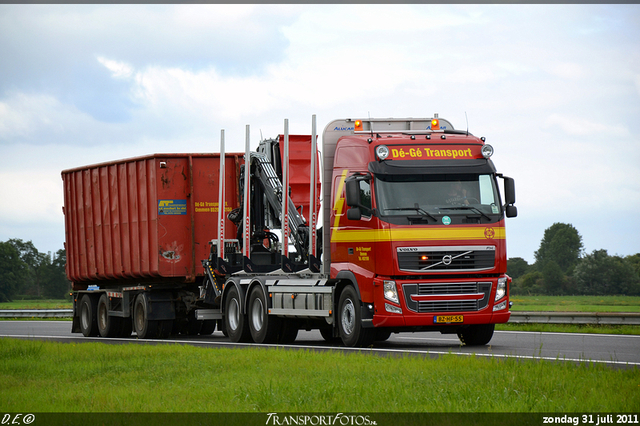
442, 255, 453, 265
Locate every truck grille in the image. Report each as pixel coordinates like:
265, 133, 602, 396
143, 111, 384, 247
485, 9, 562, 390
402, 282, 492, 313
397, 246, 495, 272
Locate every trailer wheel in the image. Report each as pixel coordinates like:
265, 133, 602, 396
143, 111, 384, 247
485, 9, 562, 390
457, 324, 495, 346
248, 286, 280, 343
97, 293, 124, 338
224, 286, 251, 343
133, 293, 172, 339
338, 286, 374, 347
79, 294, 99, 337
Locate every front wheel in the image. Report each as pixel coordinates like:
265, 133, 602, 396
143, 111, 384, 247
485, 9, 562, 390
457, 324, 495, 346
337, 286, 374, 347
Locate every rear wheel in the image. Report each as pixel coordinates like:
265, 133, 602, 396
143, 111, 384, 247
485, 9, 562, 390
277, 319, 299, 344
97, 293, 125, 338
79, 294, 99, 337
200, 320, 216, 335
337, 286, 374, 347
248, 286, 280, 343
457, 324, 495, 346
224, 286, 251, 342
133, 293, 172, 339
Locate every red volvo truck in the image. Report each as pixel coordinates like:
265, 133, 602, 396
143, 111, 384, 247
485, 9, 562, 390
63, 115, 517, 346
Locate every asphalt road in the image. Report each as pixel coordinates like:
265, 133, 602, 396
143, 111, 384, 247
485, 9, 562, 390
2, 320, 638, 369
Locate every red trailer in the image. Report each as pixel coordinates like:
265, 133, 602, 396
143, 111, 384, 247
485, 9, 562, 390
62, 153, 244, 287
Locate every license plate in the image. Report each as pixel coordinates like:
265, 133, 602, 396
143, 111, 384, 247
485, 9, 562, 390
434, 315, 463, 324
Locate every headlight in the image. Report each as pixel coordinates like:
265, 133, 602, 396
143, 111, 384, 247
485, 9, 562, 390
495, 277, 507, 301
376, 145, 390, 161
383, 280, 399, 304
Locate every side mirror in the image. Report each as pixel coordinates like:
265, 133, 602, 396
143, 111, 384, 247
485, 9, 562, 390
347, 207, 362, 221
504, 177, 516, 206
505, 205, 518, 218
345, 178, 360, 208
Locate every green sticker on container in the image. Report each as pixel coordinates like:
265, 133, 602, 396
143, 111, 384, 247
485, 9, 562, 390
442, 215, 451, 225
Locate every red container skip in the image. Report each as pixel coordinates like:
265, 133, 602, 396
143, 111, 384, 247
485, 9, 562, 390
62, 153, 244, 289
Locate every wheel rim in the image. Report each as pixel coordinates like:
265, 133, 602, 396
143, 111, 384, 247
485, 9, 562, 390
81, 302, 90, 330
98, 302, 107, 331
341, 299, 355, 336
135, 301, 145, 333
228, 298, 240, 331
251, 297, 264, 332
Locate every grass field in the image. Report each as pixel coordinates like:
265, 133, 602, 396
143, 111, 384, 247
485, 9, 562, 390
0, 338, 638, 413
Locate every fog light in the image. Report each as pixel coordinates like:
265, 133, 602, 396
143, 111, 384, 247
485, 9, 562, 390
493, 300, 507, 311
385, 303, 402, 314
383, 280, 399, 304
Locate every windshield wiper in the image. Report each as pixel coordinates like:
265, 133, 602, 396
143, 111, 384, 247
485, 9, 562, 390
438, 205, 492, 221
386, 203, 437, 222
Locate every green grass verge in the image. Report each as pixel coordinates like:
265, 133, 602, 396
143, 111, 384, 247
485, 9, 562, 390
0, 338, 638, 413
0, 299, 72, 309
496, 323, 640, 335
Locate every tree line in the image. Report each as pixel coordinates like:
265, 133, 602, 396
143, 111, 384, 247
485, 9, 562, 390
0, 239, 71, 302
508, 223, 640, 295
2, 224, 640, 301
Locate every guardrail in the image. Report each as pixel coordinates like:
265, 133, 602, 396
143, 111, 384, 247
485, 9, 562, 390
0, 309, 73, 318
1, 309, 640, 325
509, 311, 640, 325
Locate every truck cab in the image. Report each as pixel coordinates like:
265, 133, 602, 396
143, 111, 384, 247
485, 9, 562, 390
322, 117, 517, 345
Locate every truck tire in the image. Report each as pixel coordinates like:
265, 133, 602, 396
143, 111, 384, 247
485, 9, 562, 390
200, 320, 216, 335
133, 293, 172, 339
457, 324, 495, 346
79, 294, 99, 337
224, 286, 251, 343
337, 286, 374, 347
277, 319, 298, 344
248, 286, 280, 343
97, 293, 125, 338
319, 327, 338, 342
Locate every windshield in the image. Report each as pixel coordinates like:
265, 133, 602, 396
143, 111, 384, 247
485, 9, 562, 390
375, 174, 502, 221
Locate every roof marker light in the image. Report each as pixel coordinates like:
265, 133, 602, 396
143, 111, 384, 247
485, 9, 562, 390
355, 120, 363, 131
376, 145, 390, 161
482, 144, 494, 158
431, 118, 440, 130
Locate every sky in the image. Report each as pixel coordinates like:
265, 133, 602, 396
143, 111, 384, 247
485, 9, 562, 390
0, 4, 639, 264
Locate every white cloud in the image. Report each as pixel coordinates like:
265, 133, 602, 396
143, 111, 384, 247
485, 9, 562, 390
97, 56, 134, 79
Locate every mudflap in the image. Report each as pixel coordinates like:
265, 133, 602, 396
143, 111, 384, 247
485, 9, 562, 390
145, 291, 176, 321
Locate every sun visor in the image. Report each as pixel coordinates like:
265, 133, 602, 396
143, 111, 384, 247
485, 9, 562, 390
368, 159, 496, 175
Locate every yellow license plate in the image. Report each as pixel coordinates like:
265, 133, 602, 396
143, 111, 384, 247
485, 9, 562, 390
434, 315, 464, 324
